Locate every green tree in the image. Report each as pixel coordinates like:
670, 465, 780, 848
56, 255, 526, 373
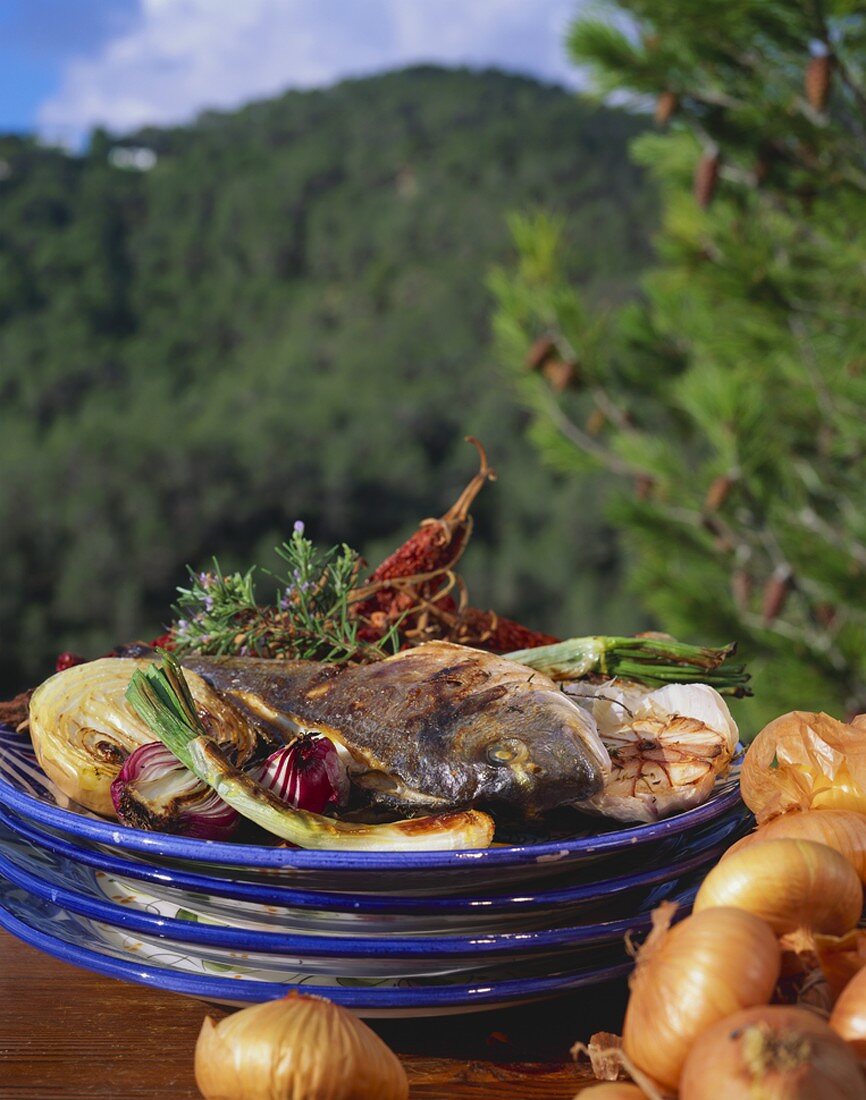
492, 3, 866, 725
0, 69, 654, 692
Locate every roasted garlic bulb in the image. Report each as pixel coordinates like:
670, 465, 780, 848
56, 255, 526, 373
568, 681, 738, 823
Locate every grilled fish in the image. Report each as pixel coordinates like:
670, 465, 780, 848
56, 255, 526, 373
184, 641, 609, 818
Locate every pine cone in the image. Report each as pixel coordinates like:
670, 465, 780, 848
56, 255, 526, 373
762, 566, 794, 623
704, 473, 736, 512
694, 151, 720, 208
655, 91, 678, 125
585, 408, 606, 436
634, 474, 655, 502
805, 54, 834, 112
701, 515, 734, 553
731, 569, 753, 610
813, 602, 837, 628
525, 336, 558, 372
541, 358, 579, 393
753, 151, 771, 186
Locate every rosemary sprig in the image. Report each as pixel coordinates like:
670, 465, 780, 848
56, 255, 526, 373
170, 522, 398, 663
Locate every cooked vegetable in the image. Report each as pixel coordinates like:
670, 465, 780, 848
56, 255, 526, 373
741, 711, 866, 823
680, 1005, 866, 1100
195, 992, 408, 1100
260, 735, 349, 814
505, 635, 751, 696
694, 838, 862, 936
126, 652, 495, 851
453, 607, 559, 653
724, 809, 866, 883
28, 657, 260, 816
622, 903, 781, 1092
110, 741, 239, 839
351, 436, 503, 648
830, 967, 866, 1056
569, 681, 738, 823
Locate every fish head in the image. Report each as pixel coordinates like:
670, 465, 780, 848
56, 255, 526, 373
450, 678, 610, 815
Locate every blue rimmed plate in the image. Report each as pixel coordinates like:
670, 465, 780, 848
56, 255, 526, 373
0, 823, 700, 966
0, 724, 745, 892
0, 877, 635, 1016
0, 802, 749, 933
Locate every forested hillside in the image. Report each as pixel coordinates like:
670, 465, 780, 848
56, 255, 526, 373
0, 66, 654, 691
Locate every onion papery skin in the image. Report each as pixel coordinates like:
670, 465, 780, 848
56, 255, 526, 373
725, 809, 866, 883
110, 741, 239, 840
29, 657, 259, 817
830, 966, 866, 1057
741, 711, 866, 824
680, 1005, 866, 1100
622, 906, 780, 1092
694, 838, 863, 936
195, 992, 409, 1100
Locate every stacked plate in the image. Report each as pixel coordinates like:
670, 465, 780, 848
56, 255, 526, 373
0, 723, 749, 1016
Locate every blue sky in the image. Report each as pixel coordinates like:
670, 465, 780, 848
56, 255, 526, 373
2, 0, 581, 143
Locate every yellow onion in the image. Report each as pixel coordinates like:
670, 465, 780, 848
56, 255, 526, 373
831, 966, 866, 1057
622, 903, 780, 1092
29, 658, 257, 816
813, 929, 866, 1003
680, 1005, 866, 1100
575, 1086, 647, 1098
195, 992, 408, 1100
741, 711, 866, 824
724, 809, 866, 883
694, 838, 863, 936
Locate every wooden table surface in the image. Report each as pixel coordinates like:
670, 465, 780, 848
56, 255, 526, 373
0, 927, 627, 1098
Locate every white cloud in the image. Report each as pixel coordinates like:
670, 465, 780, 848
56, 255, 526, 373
38, 0, 581, 141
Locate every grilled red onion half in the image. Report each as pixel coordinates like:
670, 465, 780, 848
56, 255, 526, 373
259, 734, 349, 814
110, 741, 239, 839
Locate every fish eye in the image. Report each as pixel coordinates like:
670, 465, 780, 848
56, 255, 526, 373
486, 738, 525, 767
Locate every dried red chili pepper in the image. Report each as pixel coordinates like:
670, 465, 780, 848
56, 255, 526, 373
370, 437, 494, 583
352, 438, 495, 639
351, 438, 558, 655
453, 607, 559, 654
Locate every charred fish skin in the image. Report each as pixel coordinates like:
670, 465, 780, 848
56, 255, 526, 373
185, 642, 609, 819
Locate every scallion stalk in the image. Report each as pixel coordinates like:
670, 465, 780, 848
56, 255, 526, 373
505, 636, 751, 696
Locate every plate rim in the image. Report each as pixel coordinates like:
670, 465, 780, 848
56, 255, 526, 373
0, 886, 635, 1008
0, 725, 744, 871
0, 833, 700, 957
0, 800, 749, 913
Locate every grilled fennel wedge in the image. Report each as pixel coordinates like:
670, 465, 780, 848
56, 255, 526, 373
27, 657, 261, 817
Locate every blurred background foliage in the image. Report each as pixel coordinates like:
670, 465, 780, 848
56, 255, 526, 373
494, 0, 866, 725
6, 0, 861, 729
0, 66, 655, 693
